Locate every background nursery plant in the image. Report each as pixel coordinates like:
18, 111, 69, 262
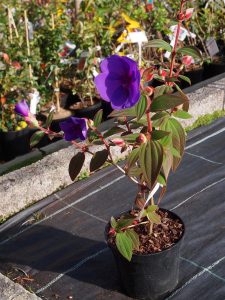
15, 1, 201, 299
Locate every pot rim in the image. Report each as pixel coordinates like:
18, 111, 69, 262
105, 207, 185, 257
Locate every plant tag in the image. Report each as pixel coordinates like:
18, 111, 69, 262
206, 37, 219, 57
127, 31, 148, 43
169, 25, 188, 42
29, 89, 40, 115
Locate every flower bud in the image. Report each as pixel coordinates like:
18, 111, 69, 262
0, 97, 6, 105
111, 138, 126, 147
109, 228, 116, 235
184, 8, 194, 20
136, 133, 147, 144
182, 55, 194, 66
177, 12, 185, 21
86, 119, 94, 128
144, 86, 154, 96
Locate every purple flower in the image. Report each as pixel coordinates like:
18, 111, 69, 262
15, 100, 30, 117
94, 55, 140, 110
60, 117, 87, 141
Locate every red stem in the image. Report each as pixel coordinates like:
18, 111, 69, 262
146, 96, 152, 134
169, 0, 186, 78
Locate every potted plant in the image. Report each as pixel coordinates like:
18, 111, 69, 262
191, 0, 225, 79
15, 1, 199, 299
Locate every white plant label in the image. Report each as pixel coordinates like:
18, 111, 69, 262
127, 31, 148, 43
206, 37, 219, 57
29, 89, 40, 115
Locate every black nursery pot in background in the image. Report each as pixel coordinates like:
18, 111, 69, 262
181, 68, 204, 89
74, 100, 102, 119
203, 61, 225, 80
1, 126, 50, 162
1, 127, 35, 161
106, 209, 185, 300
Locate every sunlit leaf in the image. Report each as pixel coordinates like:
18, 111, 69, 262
145, 39, 172, 52
30, 131, 45, 147
116, 232, 133, 261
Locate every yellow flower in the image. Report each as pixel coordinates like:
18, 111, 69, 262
117, 30, 129, 43
121, 13, 142, 31
18, 121, 27, 129
57, 8, 63, 17
15, 126, 22, 131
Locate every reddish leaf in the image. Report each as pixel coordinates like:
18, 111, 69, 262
90, 149, 108, 172
69, 152, 85, 181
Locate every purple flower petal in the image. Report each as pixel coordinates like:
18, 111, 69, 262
60, 117, 87, 141
15, 100, 30, 117
95, 55, 140, 110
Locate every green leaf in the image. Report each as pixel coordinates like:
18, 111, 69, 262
69, 152, 85, 181
30, 131, 45, 147
177, 46, 202, 59
93, 109, 103, 127
127, 166, 142, 177
157, 173, 167, 186
169, 118, 186, 170
147, 211, 161, 224
171, 147, 181, 158
178, 75, 191, 86
125, 230, 140, 251
135, 95, 147, 121
151, 130, 170, 140
173, 110, 192, 119
151, 94, 188, 112
103, 126, 126, 138
165, 77, 179, 82
46, 111, 54, 128
111, 217, 117, 229
126, 148, 140, 168
109, 107, 136, 117
139, 141, 163, 189
90, 149, 108, 172
122, 133, 140, 143
145, 39, 172, 52
146, 205, 158, 213
153, 85, 168, 99
116, 217, 134, 230
116, 232, 133, 261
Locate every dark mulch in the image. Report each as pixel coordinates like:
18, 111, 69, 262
108, 209, 184, 255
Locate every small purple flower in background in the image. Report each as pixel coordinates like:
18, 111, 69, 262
94, 55, 140, 110
60, 117, 88, 141
15, 99, 30, 117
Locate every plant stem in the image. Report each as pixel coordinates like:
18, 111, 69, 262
149, 222, 153, 235
146, 95, 152, 134
169, 0, 186, 78
93, 127, 139, 184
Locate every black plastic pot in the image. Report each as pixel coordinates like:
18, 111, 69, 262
0, 126, 50, 161
181, 68, 204, 88
0, 131, 4, 161
105, 208, 185, 300
73, 101, 102, 119
203, 62, 225, 80
1, 127, 36, 161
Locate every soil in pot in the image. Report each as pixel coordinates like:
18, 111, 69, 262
106, 208, 185, 300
